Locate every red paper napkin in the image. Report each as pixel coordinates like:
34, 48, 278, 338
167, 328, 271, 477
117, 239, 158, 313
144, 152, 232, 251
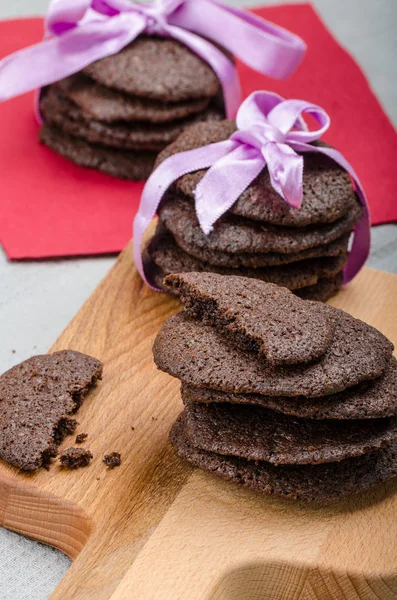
0, 4, 396, 260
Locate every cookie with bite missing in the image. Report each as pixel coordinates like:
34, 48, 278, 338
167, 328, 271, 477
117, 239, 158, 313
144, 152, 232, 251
164, 272, 335, 365
0, 350, 102, 471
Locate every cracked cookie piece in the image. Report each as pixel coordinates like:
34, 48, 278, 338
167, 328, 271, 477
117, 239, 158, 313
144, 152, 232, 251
0, 350, 102, 471
164, 273, 335, 365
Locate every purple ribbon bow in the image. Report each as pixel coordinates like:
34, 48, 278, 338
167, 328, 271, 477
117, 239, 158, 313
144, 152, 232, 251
133, 91, 370, 289
0, 0, 306, 119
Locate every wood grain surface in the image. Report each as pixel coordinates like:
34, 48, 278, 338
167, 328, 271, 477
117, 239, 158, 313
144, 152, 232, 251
0, 243, 396, 600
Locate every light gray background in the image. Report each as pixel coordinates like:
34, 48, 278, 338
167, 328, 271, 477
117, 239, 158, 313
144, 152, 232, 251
0, 1, 396, 599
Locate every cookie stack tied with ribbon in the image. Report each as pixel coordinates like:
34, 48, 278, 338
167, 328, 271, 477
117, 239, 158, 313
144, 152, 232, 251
0, 0, 306, 180
135, 91, 370, 300
153, 273, 397, 503
38, 45, 225, 180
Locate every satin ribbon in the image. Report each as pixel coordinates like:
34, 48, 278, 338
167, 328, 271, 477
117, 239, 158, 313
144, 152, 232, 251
0, 0, 306, 119
133, 91, 370, 289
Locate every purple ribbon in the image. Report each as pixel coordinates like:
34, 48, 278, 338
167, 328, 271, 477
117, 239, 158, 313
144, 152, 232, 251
0, 0, 306, 119
133, 91, 370, 289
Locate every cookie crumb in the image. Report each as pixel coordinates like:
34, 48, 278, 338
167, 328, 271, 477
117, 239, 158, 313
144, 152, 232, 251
11, 349, 16, 354
75, 433, 88, 444
103, 452, 121, 469
60, 447, 93, 469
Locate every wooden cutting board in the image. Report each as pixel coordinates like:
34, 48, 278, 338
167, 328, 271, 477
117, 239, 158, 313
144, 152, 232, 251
1, 246, 397, 600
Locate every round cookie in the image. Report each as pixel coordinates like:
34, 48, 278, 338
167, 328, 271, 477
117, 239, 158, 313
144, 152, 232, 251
155, 226, 350, 268
147, 230, 347, 291
158, 193, 363, 255
182, 357, 397, 420
41, 87, 224, 151
171, 414, 397, 502
153, 310, 393, 398
182, 402, 397, 465
39, 125, 156, 180
156, 121, 360, 227
84, 36, 221, 102
56, 74, 211, 123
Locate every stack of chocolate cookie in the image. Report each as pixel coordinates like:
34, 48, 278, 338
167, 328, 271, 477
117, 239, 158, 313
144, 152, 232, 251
153, 273, 397, 502
39, 37, 225, 180
146, 121, 364, 301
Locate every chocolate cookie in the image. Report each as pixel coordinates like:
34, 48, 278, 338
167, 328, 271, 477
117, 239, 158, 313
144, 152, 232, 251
158, 193, 363, 255
148, 230, 347, 291
56, 74, 211, 123
153, 310, 393, 397
40, 125, 156, 180
182, 357, 397, 420
295, 273, 344, 301
152, 265, 342, 303
164, 272, 334, 365
182, 403, 397, 465
41, 87, 224, 151
0, 350, 102, 471
84, 36, 221, 102
156, 226, 350, 268
171, 414, 397, 502
156, 121, 359, 227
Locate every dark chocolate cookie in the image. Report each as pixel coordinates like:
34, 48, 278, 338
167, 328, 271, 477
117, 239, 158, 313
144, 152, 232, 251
153, 225, 350, 268
183, 402, 397, 465
171, 414, 397, 502
148, 230, 347, 291
182, 357, 397, 420
153, 310, 393, 397
56, 74, 211, 123
84, 36, 221, 102
40, 125, 156, 180
156, 121, 360, 227
158, 193, 363, 255
0, 350, 102, 471
151, 265, 343, 303
164, 272, 334, 365
295, 273, 344, 301
41, 86, 223, 151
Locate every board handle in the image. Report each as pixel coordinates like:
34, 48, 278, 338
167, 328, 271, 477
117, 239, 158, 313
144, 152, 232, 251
0, 473, 92, 559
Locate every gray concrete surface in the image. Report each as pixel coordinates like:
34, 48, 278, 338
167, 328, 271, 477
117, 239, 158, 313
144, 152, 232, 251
0, 1, 396, 599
